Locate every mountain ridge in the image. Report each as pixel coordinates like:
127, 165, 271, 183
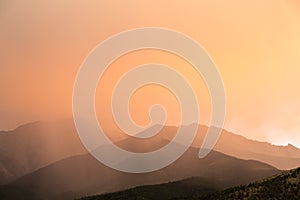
1, 120, 300, 185
78, 167, 300, 200
0, 147, 279, 200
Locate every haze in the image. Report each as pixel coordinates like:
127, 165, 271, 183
1, 0, 300, 147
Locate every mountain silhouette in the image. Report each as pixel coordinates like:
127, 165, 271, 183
80, 167, 300, 200
1, 120, 300, 186
79, 177, 218, 200
0, 120, 87, 184
153, 124, 300, 170
0, 147, 278, 200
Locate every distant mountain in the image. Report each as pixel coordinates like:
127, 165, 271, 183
0, 120, 87, 184
79, 167, 300, 200
156, 124, 300, 170
0, 147, 279, 200
89, 124, 300, 170
1, 120, 300, 185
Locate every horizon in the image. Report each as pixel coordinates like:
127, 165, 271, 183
2, 119, 300, 149
1, 1, 300, 150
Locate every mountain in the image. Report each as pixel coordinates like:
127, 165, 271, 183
0, 120, 87, 184
78, 167, 300, 200
213, 130, 300, 170
1, 120, 300, 185
79, 177, 218, 200
156, 124, 300, 170
0, 146, 279, 200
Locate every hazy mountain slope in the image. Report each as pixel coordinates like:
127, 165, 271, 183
0, 120, 87, 184
0, 151, 23, 185
159, 124, 300, 169
79, 167, 300, 200
0, 147, 279, 200
1, 121, 299, 185
214, 129, 300, 170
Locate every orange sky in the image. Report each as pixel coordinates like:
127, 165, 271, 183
1, 0, 300, 147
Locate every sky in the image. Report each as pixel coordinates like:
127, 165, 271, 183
1, 0, 300, 147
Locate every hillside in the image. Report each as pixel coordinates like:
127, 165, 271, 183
79, 177, 218, 200
0, 148, 278, 200
78, 167, 300, 200
205, 167, 300, 199
1, 120, 300, 199
0, 120, 87, 184
1, 121, 300, 185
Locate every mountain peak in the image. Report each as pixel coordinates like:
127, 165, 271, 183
286, 143, 298, 149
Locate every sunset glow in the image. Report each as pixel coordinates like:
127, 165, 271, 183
1, 0, 300, 148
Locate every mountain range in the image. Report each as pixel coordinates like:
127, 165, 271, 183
0, 120, 300, 199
